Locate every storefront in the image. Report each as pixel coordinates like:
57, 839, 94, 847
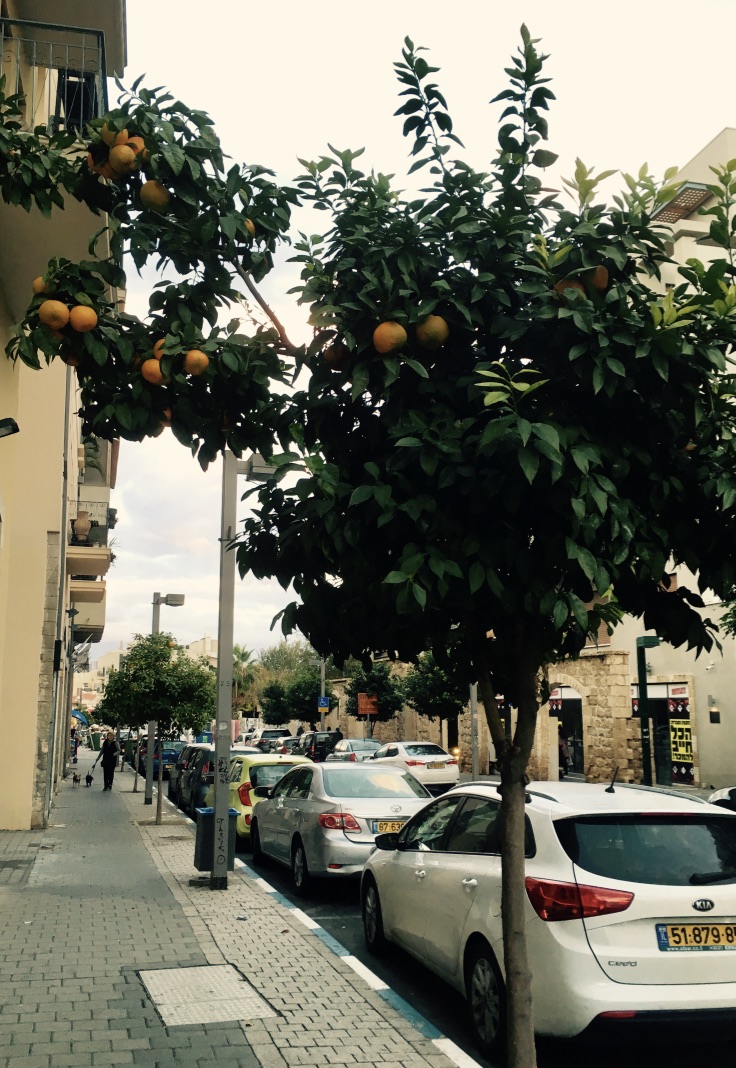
632, 682, 693, 786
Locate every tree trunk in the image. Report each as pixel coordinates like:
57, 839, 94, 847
156, 750, 164, 825
132, 738, 141, 792
476, 646, 540, 1068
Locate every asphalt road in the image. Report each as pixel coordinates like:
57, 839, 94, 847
236, 844, 736, 1068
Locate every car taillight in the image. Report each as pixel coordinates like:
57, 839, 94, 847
525, 877, 634, 921
405, 759, 423, 766
318, 813, 361, 831
238, 781, 252, 807
202, 762, 209, 776
349, 753, 357, 762
446, 759, 458, 766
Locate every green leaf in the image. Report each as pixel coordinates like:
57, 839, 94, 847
519, 448, 539, 484
384, 571, 407, 585
469, 561, 485, 594
532, 149, 558, 169
349, 486, 373, 506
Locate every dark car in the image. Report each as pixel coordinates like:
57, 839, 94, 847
138, 740, 186, 780
299, 731, 340, 763
177, 745, 215, 817
168, 742, 210, 801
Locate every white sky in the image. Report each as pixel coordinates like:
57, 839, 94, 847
97, 0, 736, 661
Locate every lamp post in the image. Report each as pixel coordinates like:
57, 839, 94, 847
310, 658, 327, 729
212, 451, 275, 889
145, 591, 185, 806
636, 635, 660, 787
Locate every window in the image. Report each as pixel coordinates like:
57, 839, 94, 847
386, 745, 399, 757
250, 763, 298, 789
400, 795, 464, 851
323, 767, 428, 799
404, 744, 447, 757
286, 768, 313, 799
445, 797, 501, 854
229, 760, 243, 783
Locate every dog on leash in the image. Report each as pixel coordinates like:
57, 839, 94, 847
72, 772, 81, 787
84, 773, 94, 787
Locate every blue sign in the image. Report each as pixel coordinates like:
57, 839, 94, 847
318, 696, 329, 708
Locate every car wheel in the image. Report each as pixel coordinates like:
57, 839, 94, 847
465, 940, 505, 1058
177, 786, 184, 811
291, 838, 312, 896
362, 878, 386, 954
189, 794, 199, 820
250, 821, 263, 864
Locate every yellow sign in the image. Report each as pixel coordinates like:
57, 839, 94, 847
670, 719, 693, 764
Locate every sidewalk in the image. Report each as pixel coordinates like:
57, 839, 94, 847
0, 749, 469, 1068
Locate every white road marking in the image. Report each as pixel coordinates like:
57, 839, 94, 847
342, 955, 388, 991
290, 908, 320, 930
432, 1038, 482, 1067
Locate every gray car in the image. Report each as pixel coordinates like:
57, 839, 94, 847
325, 738, 383, 762
250, 762, 432, 895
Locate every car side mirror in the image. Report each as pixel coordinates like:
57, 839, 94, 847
253, 785, 272, 799
373, 832, 400, 851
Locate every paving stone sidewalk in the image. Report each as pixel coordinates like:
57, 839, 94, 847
0, 748, 463, 1068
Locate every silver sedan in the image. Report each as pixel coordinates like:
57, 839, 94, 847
250, 762, 432, 895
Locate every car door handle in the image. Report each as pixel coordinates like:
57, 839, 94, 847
415, 869, 426, 879
462, 878, 478, 891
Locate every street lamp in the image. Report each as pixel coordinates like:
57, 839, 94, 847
309, 658, 327, 729
145, 591, 185, 806
212, 450, 275, 889
636, 635, 660, 787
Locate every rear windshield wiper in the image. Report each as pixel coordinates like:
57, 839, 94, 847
690, 870, 736, 885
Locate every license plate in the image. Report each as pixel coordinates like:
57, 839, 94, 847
426, 762, 445, 770
656, 923, 736, 951
373, 820, 405, 833
165, 764, 174, 770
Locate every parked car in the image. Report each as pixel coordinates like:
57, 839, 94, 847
251, 727, 292, 752
167, 742, 208, 800
298, 730, 340, 762
370, 741, 459, 793
326, 738, 383, 762
203, 752, 311, 846
709, 786, 736, 812
250, 762, 432, 895
138, 740, 186, 780
177, 745, 261, 817
362, 780, 736, 1057
273, 737, 303, 755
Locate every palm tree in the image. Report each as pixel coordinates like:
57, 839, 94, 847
232, 644, 257, 713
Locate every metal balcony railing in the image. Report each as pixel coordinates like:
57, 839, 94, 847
0, 18, 108, 133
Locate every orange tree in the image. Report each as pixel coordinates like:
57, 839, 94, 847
6, 28, 736, 1066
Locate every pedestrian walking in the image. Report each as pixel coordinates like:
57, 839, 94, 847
95, 731, 120, 791
558, 725, 570, 780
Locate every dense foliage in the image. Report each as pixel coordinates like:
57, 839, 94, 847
344, 662, 405, 728
403, 651, 468, 721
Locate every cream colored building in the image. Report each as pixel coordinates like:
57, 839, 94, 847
0, 2, 126, 828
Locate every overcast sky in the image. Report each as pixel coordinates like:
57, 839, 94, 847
96, 0, 736, 663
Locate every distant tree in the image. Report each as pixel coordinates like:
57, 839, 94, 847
403, 651, 468, 721
257, 640, 315, 682
232, 643, 257, 714
344, 662, 405, 734
260, 681, 290, 725
285, 669, 335, 726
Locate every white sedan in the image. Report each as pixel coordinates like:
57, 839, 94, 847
362, 780, 736, 1057
370, 741, 459, 793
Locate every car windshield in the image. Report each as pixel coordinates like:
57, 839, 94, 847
404, 744, 447, 757
249, 764, 297, 788
555, 814, 736, 886
322, 767, 430, 798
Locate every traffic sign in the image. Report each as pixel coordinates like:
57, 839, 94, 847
358, 693, 379, 716
318, 696, 329, 708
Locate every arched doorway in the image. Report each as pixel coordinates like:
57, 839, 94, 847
549, 685, 584, 775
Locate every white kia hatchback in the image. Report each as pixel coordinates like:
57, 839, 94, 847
361, 781, 736, 1057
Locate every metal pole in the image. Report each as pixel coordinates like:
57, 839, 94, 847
319, 659, 326, 730
212, 451, 238, 890
637, 643, 653, 787
145, 593, 161, 805
470, 683, 479, 779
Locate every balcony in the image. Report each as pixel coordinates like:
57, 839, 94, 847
66, 501, 112, 578
69, 577, 106, 605
0, 18, 108, 132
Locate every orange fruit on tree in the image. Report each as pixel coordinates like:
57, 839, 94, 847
183, 349, 209, 375
323, 343, 349, 370
160, 407, 172, 428
126, 135, 147, 160
553, 279, 586, 297
588, 265, 609, 292
141, 359, 166, 385
101, 122, 129, 146
69, 305, 98, 333
140, 180, 171, 211
60, 352, 81, 368
32, 276, 50, 295
152, 339, 166, 360
373, 321, 407, 355
108, 144, 137, 176
416, 314, 449, 351
38, 300, 70, 330
244, 218, 256, 237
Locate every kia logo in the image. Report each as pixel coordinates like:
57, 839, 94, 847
692, 899, 715, 912
390, 804, 403, 813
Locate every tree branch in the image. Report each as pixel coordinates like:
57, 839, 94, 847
235, 264, 298, 356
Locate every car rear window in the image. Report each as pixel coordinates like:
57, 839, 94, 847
352, 739, 381, 751
250, 764, 295, 788
404, 744, 446, 757
555, 814, 736, 886
323, 767, 430, 798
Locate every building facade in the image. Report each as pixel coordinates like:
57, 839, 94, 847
0, 1, 126, 828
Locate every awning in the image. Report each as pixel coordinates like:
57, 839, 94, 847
72, 710, 89, 725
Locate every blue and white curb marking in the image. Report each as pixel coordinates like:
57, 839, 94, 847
233, 857, 481, 1068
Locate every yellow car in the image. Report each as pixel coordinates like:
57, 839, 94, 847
203, 752, 311, 846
